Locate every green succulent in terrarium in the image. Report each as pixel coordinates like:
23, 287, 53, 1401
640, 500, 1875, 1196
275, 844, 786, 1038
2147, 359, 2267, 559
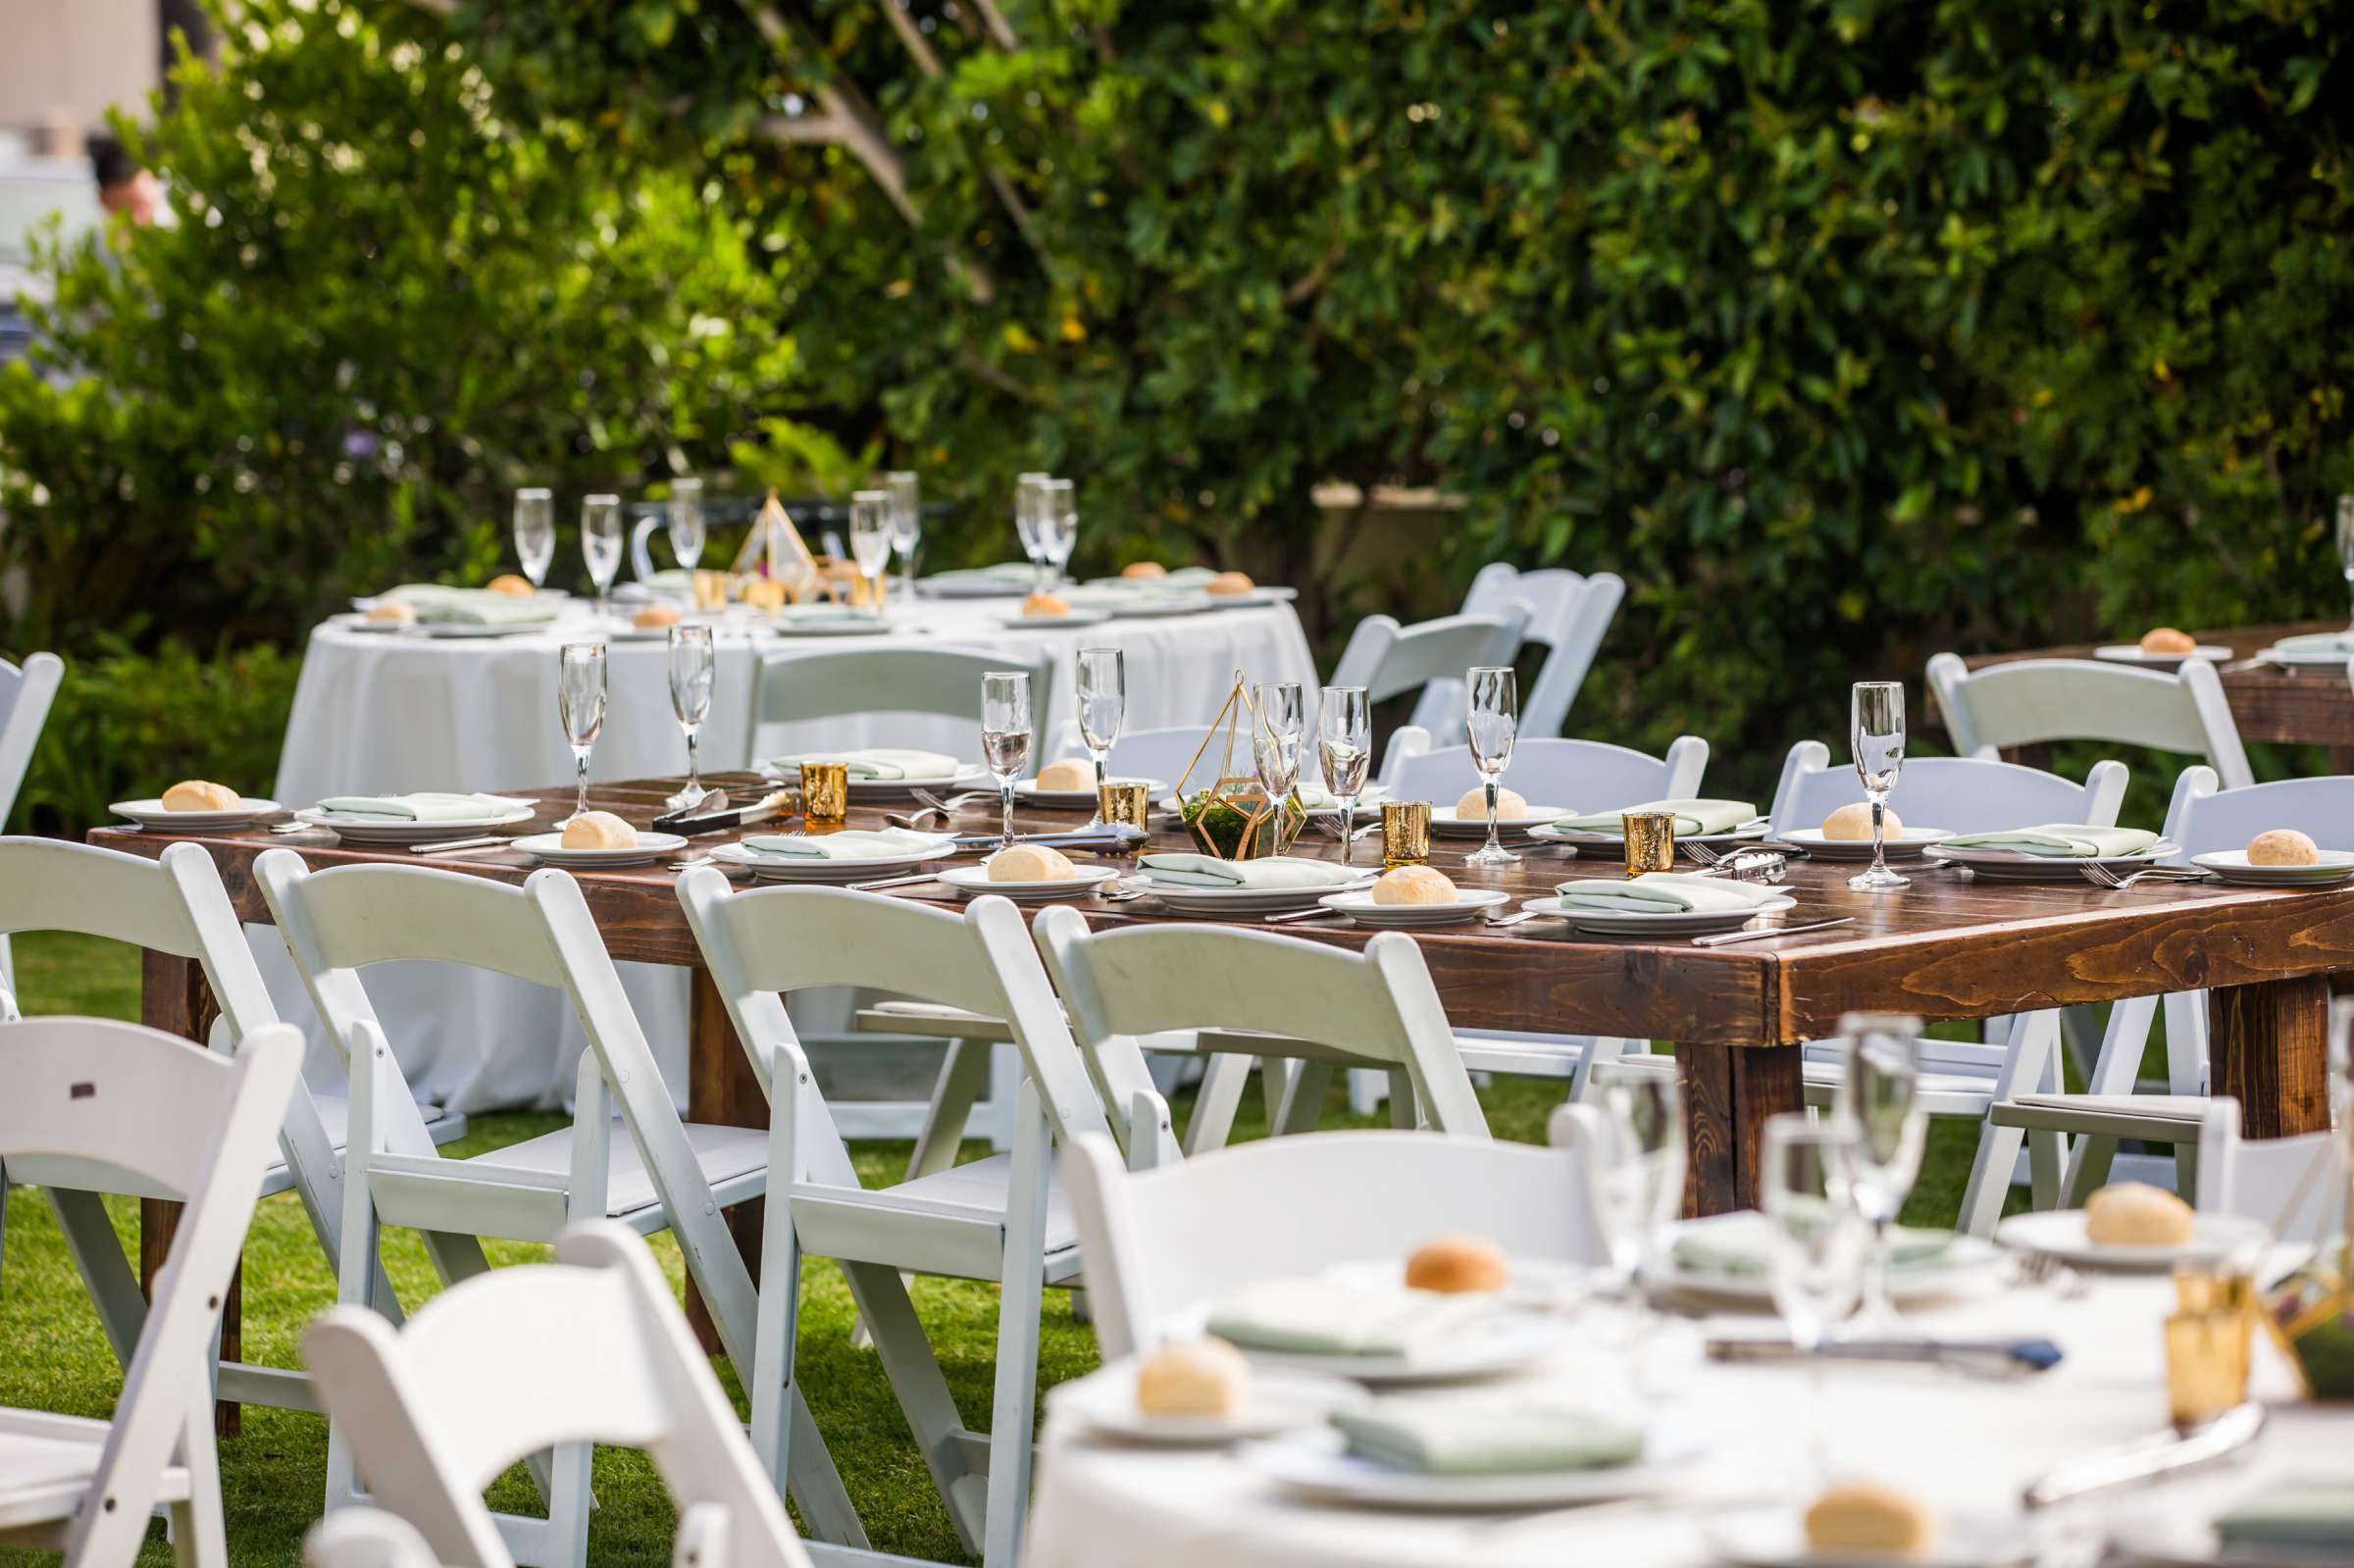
1179, 782, 1307, 859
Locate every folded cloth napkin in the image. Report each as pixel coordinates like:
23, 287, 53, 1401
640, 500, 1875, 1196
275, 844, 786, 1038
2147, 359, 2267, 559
380, 585, 558, 628
2216, 1482, 2354, 1550
1139, 853, 1359, 890
767, 748, 964, 782
777, 601, 882, 624
314, 792, 516, 822
1333, 1399, 1645, 1475
924, 562, 1037, 586
1552, 799, 1759, 836
1670, 1211, 1956, 1277
1553, 872, 1782, 914
1937, 824, 2161, 858
742, 828, 952, 860
1203, 1280, 1506, 1358
2268, 632, 2354, 657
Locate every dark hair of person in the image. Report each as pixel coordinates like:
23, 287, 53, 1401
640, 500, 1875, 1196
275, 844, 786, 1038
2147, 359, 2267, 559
87, 134, 139, 191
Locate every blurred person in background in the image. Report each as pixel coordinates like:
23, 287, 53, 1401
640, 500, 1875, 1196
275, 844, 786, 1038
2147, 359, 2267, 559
87, 133, 165, 226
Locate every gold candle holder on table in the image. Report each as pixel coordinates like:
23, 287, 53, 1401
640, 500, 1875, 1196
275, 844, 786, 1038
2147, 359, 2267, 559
1099, 781, 1152, 834
2165, 1309, 2253, 1428
800, 761, 850, 829
691, 570, 729, 612
1381, 800, 1432, 869
1622, 809, 1676, 878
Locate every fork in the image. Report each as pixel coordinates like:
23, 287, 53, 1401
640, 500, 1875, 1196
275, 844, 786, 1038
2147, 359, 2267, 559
2017, 1251, 2088, 1298
2080, 862, 2211, 889
912, 787, 996, 816
1681, 841, 1728, 867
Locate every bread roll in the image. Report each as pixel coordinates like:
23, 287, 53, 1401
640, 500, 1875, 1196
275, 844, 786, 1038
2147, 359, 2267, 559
1036, 758, 1096, 791
365, 600, 417, 626
1023, 591, 1073, 618
1404, 1235, 1508, 1293
1454, 785, 1527, 821
1804, 1482, 1943, 1556
560, 811, 639, 850
988, 844, 1077, 882
486, 574, 536, 597
2084, 1181, 2195, 1246
1136, 1339, 1249, 1418
741, 579, 787, 611
1373, 865, 1458, 906
1121, 562, 1168, 581
2139, 627, 2197, 655
1822, 800, 1901, 840
1204, 571, 1254, 596
633, 603, 683, 631
2248, 828, 2320, 867
162, 781, 241, 812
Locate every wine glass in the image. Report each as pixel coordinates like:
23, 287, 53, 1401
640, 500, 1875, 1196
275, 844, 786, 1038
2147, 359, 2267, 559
513, 487, 555, 590
582, 493, 623, 627
1318, 685, 1372, 866
1253, 682, 1305, 806
667, 476, 706, 572
1830, 1012, 1927, 1336
848, 489, 895, 612
1594, 1077, 1687, 1298
981, 671, 1033, 848
1076, 646, 1126, 827
1761, 1112, 1868, 1482
1465, 665, 1520, 868
665, 624, 715, 812
556, 642, 606, 826
1038, 478, 1078, 586
1014, 472, 1052, 588
1849, 681, 1908, 890
2337, 494, 2354, 630
886, 471, 922, 593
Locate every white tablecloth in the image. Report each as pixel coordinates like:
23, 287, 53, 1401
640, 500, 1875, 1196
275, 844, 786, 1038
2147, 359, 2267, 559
262, 594, 1317, 1110
1026, 1271, 2328, 1568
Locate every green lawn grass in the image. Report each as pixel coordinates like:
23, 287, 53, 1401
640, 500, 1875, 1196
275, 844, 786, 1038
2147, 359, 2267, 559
0, 932, 1993, 1565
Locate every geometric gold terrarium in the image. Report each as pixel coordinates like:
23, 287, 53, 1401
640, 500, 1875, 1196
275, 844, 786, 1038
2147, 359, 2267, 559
1173, 671, 1306, 860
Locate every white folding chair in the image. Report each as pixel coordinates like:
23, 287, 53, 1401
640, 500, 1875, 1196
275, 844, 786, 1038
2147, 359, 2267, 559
306, 1511, 442, 1568
0, 836, 467, 1414
301, 1223, 814, 1568
1406, 564, 1622, 743
0, 650, 63, 995
1765, 741, 2127, 838
679, 877, 1116, 1568
2193, 1097, 2346, 1245
0, 1015, 300, 1567
1331, 606, 1529, 764
1928, 651, 2252, 789
254, 851, 857, 1566
1043, 722, 1243, 789
1063, 1109, 1608, 1360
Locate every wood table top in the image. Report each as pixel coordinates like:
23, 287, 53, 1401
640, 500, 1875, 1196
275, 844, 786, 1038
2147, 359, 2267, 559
87, 770, 2354, 1047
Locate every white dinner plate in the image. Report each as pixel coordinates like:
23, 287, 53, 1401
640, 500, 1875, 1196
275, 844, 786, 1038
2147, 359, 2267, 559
708, 839, 960, 883
509, 831, 687, 869
293, 799, 538, 845
2191, 849, 2354, 887
111, 797, 284, 833
1519, 893, 1796, 937
1993, 1209, 2271, 1273
2258, 645, 2354, 667
1923, 842, 2180, 883
935, 864, 1121, 903
1140, 876, 1379, 916
418, 622, 551, 639
1201, 586, 1299, 607
1220, 1310, 1572, 1389
1050, 1366, 1366, 1448
757, 617, 894, 639
765, 763, 994, 800
2104, 1514, 2354, 1567
1239, 1422, 1709, 1510
1015, 777, 1169, 810
1318, 888, 1513, 929
328, 612, 407, 634
917, 578, 1029, 599
1427, 805, 1574, 838
1769, 827, 1956, 860
995, 609, 1113, 630
1084, 594, 1213, 619
1527, 820, 1771, 851
1709, 1509, 2036, 1567
2093, 644, 2233, 669
1651, 1214, 2009, 1309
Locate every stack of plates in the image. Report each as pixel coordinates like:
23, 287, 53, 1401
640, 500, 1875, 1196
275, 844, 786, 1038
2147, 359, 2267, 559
1923, 841, 2180, 883
112, 797, 284, 833
1317, 888, 1512, 929
291, 799, 538, 846
1769, 827, 1953, 860
2191, 849, 2354, 888
1142, 876, 1377, 916
1519, 892, 1795, 937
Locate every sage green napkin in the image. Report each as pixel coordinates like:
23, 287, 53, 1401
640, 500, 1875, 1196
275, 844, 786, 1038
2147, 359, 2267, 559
1938, 825, 2160, 858
1139, 853, 1359, 890
1554, 872, 1781, 914
1203, 1280, 1504, 1357
923, 563, 1035, 587
382, 585, 557, 628
313, 792, 516, 822
2268, 632, 2354, 657
742, 829, 952, 860
776, 601, 881, 625
1670, 1211, 1955, 1278
2216, 1482, 2354, 1550
1552, 799, 1758, 836
1334, 1399, 1645, 1475
767, 749, 964, 782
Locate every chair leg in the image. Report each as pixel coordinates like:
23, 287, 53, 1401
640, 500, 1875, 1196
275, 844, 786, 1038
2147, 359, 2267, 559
2068, 1137, 2119, 1205
983, 1082, 1050, 1568
542, 1439, 595, 1568
1957, 1120, 2024, 1238
905, 1038, 992, 1183
1273, 1061, 1333, 1136
2027, 1128, 2063, 1210
1344, 1066, 1386, 1115
47, 1187, 149, 1367
173, 1391, 228, 1567
1386, 1068, 1417, 1130
1182, 1054, 1251, 1156
749, 1186, 805, 1498
322, 1176, 382, 1514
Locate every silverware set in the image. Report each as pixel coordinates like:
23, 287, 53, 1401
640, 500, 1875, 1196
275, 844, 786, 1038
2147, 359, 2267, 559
1682, 841, 1792, 884
2079, 861, 2214, 889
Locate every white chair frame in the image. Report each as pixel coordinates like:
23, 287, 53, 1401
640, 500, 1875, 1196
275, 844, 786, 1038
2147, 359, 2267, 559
1406, 564, 1622, 743
2192, 1098, 2347, 1246
1330, 605, 1529, 737
1380, 728, 1710, 814
305, 1510, 443, 1568
0, 650, 64, 996
1927, 651, 2252, 790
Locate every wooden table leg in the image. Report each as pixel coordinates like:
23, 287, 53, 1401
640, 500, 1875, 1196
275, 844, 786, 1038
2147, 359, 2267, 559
685, 965, 766, 1357
1677, 1043, 1804, 1217
137, 950, 242, 1437
2209, 976, 2332, 1138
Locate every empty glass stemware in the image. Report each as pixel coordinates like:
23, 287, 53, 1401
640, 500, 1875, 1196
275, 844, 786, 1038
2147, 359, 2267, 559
1075, 646, 1126, 826
1317, 685, 1371, 866
556, 642, 606, 826
666, 624, 715, 812
1038, 478, 1078, 586
1465, 665, 1520, 867
667, 477, 706, 572
582, 494, 623, 627
886, 471, 922, 593
1762, 1113, 1867, 1483
513, 487, 554, 590
981, 671, 1033, 849
1593, 1077, 1687, 1362
2337, 494, 2354, 630
1014, 472, 1052, 588
848, 490, 895, 612
1253, 682, 1305, 805
1831, 1012, 1927, 1336
1849, 681, 1908, 890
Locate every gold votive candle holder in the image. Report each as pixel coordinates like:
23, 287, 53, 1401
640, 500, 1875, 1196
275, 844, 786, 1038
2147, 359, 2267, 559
1381, 800, 1433, 869
2165, 1308, 2252, 1427
800, 761, 850, 828
1099, 781, 1152, 834
691, 570, 729, 612
1622, 809, 1676, 878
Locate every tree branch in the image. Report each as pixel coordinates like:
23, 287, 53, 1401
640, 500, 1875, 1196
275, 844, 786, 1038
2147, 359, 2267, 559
870, 1, 1036, 245
959, 346, 1054, 407
1283, 239, 1346, 306
967, 0, 1020, 50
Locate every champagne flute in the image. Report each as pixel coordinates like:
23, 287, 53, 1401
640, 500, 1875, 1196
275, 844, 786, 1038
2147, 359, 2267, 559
582, 493, 623, 627
1849, 681, 1908, 890
1039, 477, 1079, 586
665, 624, 715, 811
1076, 646, 1126, 826
667, 476, 706, 572
1465, 665, 1520, 867
1317, 685, 1371, 866
1014, 472, 1051, 589
556, 642, 606, 826
1831, 1012, 1927, 1336
848, 489, 895, 612
886, 471, 922, 593
513, 487, 555, 590
1253, 682, 1305, 805
1762, 1113, 1868, 1483
1594, 1077, 1688, 1361
981, 671, 1033, 849
2337, 494, 2354, 630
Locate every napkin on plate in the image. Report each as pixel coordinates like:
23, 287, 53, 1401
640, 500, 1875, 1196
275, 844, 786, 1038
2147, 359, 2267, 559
742, 829, 952, 860
1670, 1211, 1955, 1277
767, 748, 964, 782
1554, 872, 1782, 914
2216, 1482, 2354, 1550
1203, 1279, 1505, 1358
1937, 825, 2160, 858
1138, 853, 1359, 890
1552, 799, 1759, 835
777, 602, 882, 625
2267, 632, 2354, 657
313, 792, 516, 822
381, 586, 558, 628
1333, 1398, 1645, 1475
923, 563, 1036, 587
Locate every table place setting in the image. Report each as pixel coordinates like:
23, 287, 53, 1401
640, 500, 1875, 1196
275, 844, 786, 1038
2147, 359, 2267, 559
1991, 1184, 2272, 1275
1529, 798, 1769, 852
1120, 851, 1372, 916
1521, 871, 1797, 939
1656, 1211, 2010, 1311
290, 791, 539, 846
708, 826, 962, 884
1922, 825, 2175, 883
111, 779, 284, 832
1313, 867, 1516, 930
2092, 628, 2236, 670
764, 748, 988, 797
2252, 630, 2354, 667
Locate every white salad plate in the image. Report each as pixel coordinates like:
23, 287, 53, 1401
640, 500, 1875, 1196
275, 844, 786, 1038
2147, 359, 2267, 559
2191, 850, 2354, 888
1015, 777, 1169, 809
1519, 893, 1796, 937
508, 831, 687, 870
1923, 842, 2180, 883
1317, 888, 1513, 929
2092, 644, 2232, 669
1709, 1509, 2036, 1567
1052, 1367, 1365, 1448
1652, 1214, 2008, 1309
111, 797, 284, 833
708, 839, 959, 884
1427, 805, 1573, 838
995, 609, 1113, 630
2257, 645, 2354, 667
1992, 1210, 2270, 1273
1769, 827, 1955, 860
765, 763, 994, 801
1239, 1422, 1708, 1511
934, 864, 1121, 903
292, 799, 538, 846
1141, 876, 1379, 916
1527, 820, 1771, 851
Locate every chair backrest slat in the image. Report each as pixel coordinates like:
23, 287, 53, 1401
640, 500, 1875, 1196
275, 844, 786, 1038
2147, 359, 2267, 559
272, 861, 569, 986
1407, 566, 1622, 741
2162, 769, 2354, 857
1382, 733, 1708, 806
1927, 653, 2252, 789
0, 651, 63, 831
1328, 609, 1529, 709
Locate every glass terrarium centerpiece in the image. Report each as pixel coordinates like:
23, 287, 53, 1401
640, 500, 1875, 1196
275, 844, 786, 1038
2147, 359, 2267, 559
1174, 673, 1308, 859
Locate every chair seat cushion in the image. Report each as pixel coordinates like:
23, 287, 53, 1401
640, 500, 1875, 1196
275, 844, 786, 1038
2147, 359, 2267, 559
465, 1120, 769, 1220
0, 1415, 191, 1534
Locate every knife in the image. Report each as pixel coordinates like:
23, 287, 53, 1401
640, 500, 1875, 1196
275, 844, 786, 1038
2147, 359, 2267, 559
652, 789, 793, 836
2021, 1402, 2266, 1510
948, 827, 1148, 853
1708, 1336, 2063, 1378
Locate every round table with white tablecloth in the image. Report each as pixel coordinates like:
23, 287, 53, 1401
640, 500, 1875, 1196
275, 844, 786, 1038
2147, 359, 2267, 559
259, 592, 1317, 1111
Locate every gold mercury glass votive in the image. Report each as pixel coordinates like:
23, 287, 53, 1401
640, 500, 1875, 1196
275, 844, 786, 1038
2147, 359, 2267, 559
1622, 809, 1677, 879
1099, 781, 1152, 834
1381, 800, 1433, 869
691, 570, 729, 612
800, 761, 850, 829
2165, 1308, 2253, 1427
